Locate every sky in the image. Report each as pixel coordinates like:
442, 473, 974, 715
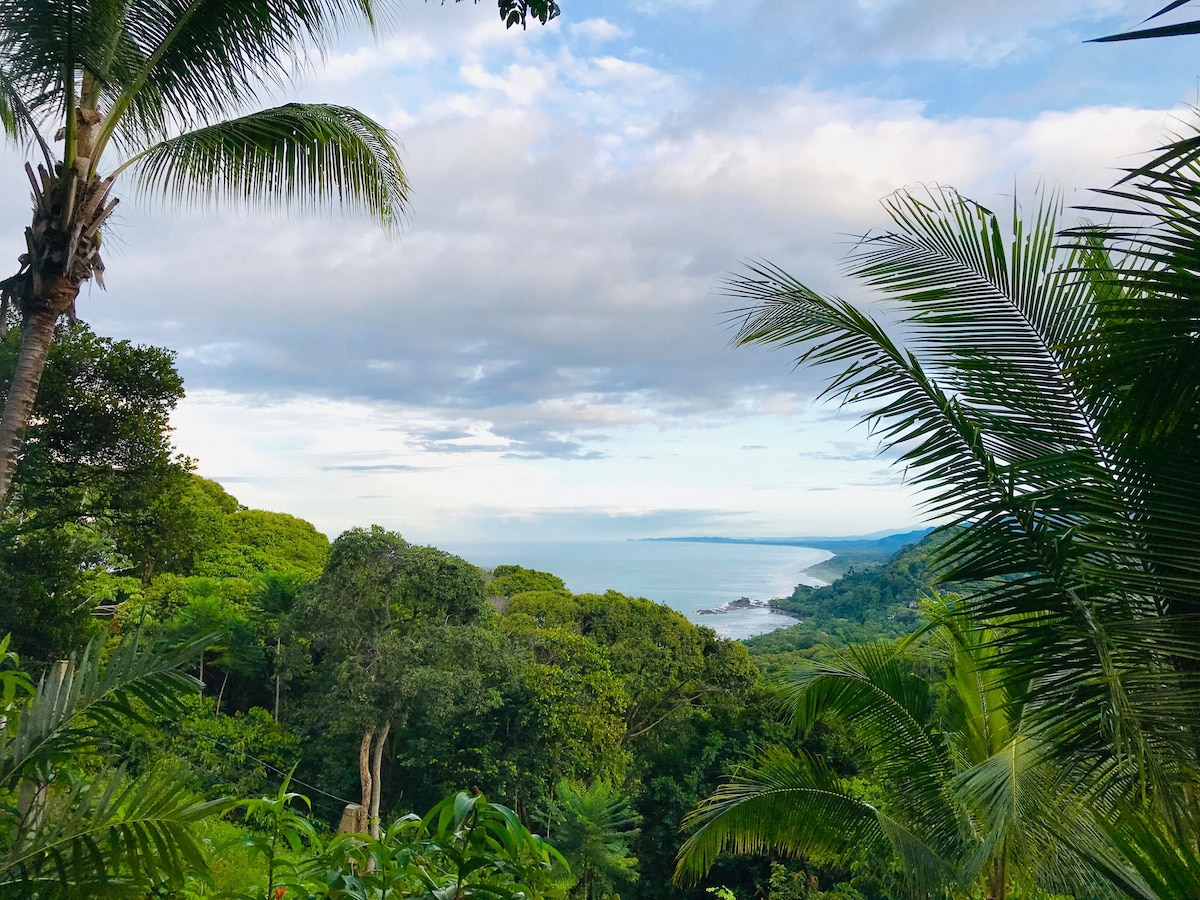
3, 0, 1198, 544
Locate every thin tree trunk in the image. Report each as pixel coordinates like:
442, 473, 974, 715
273, 637, 281, 721
0, 305, 59, 503
358, 726, 375, 835
369, 721, 390, 839
215, 670, 230, 715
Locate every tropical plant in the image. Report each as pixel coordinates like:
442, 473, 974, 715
676, 604, 1123, 899
307, 789, 571, 899
550, 779, 641, 900
0, 631, 232, 897
238, 772, 322, 900
677, 150, 1200, 892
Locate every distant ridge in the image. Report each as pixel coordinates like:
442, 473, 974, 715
638, 528, 933, 553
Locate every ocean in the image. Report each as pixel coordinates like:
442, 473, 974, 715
443, 540, 833, 640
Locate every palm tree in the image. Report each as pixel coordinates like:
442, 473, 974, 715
0, 631, 232, 896
682, 165, 1200, 891
676, 605, 1120, 899
0, 0, 414, 505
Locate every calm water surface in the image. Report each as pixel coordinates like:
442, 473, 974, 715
444, 540, 832, 640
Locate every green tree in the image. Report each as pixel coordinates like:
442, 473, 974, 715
196, 508, 330, 580
503, 616, 631, 787
551, 779, 641, 900
507, 590, 758, 745
491, 564, 568, 597
0, 324, 196, 657
284, 526, 489, 835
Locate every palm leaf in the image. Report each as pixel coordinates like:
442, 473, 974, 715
728, 184, 1200, 805
0, 0, 383, 152
123, 103, 408, 231
0, 764, 232, 896
0, 632, 228, 896
0, 631, 207, 787
675, 746, 953, 892
775, 643, 970, 855
1092, 1, 1200, 42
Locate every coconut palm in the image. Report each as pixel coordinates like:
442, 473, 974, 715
0, 0, 415, 504
676, 606, 1121, 898
0, 631, 232, 896
677, 163, 1200, 892
753, 181, 1197, 772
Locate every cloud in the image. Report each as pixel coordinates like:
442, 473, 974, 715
73, 86, 1169, 536
727, 0, 1138, 67
0, 1, 1181, 541
322, 464, 442, 472
570, 18, 626, 41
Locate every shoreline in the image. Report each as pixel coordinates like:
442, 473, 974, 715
695, 549, 836, 619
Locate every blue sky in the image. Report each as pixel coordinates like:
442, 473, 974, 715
3, 0, 1195, 543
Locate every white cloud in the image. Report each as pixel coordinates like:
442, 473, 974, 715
0, 1, 1187, 542
570, 18, 626, 41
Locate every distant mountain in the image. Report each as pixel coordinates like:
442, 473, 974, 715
745, 531, 944, 660
639, 528, 933, 552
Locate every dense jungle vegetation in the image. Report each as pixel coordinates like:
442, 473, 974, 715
4, 1, 1200, 899
0, 319, 918, 899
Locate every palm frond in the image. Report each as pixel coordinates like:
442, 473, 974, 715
0, 631, 205, 788
123, 103, 408, 232
0, 764, 232, 895
0, 632, 226, 896
0, 0, 384, 154
1076, 801, 1200, 899
675, 746, 952, 891
1092, 1, 1200, 42
728, 181, 1200, 802
772, 645, 972, 864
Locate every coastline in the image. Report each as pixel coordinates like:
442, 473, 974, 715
695, 550, 834, 620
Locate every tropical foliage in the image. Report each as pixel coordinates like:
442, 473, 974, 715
677, 604, 1118, 898
0, 633, 230, 897
550, 779, 642, 900
671, 124, 1200, 893
308, 790, 571, 900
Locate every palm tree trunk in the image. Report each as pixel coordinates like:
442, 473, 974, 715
0, 305, 60, 503
0, 158, 112, 506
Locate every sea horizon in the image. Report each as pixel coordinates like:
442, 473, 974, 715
442, 539, 834, 640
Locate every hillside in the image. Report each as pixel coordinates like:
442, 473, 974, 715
744, 532, 944, 664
